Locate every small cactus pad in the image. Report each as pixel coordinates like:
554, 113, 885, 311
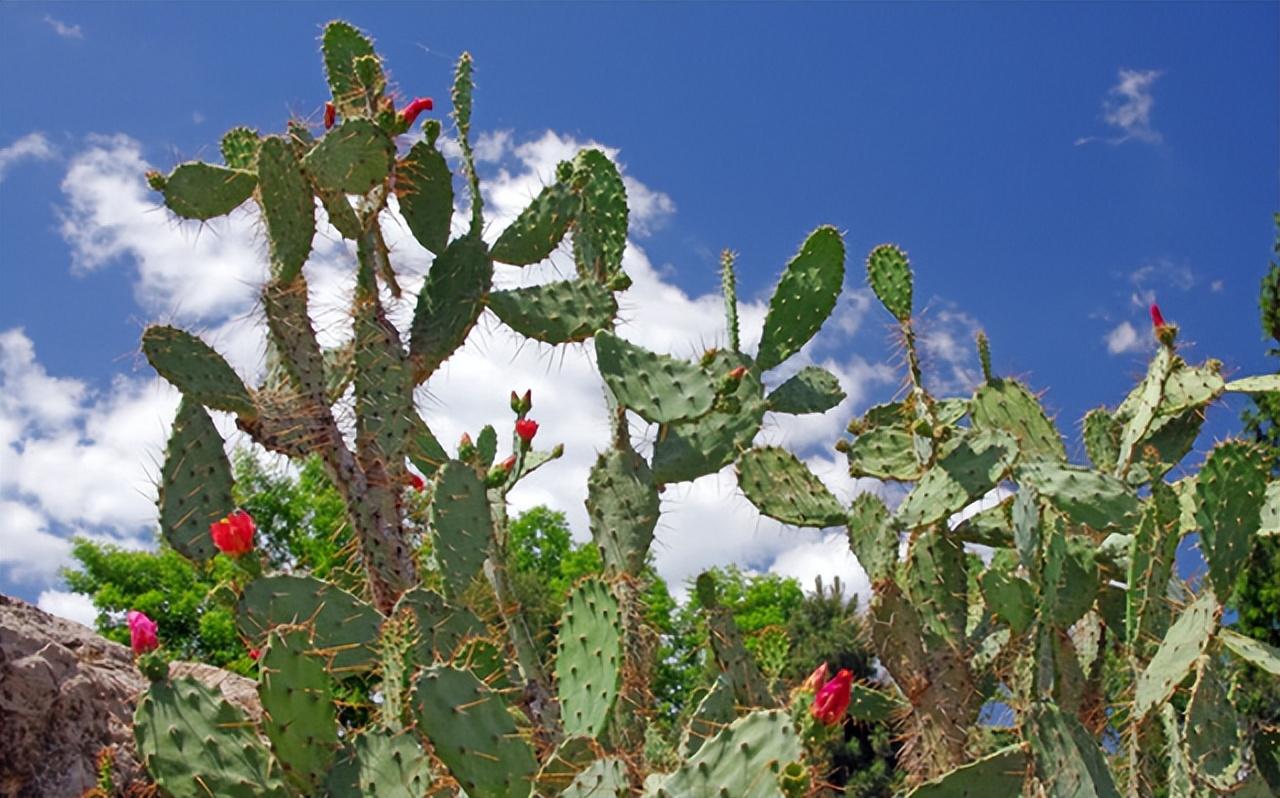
1081, 407, 1120, 471
409, 233, 493, 380
766, 365, 846, 415
393, 588, 489, 662
1184, 655, 1244, 790
756, 226, 845, 371
570, 149, 628, 280
560, 757, 629, 798
1225, 373, 1280, 393
258, 626, 339, 792
395, 139, 453, 255
845, 424, 921, 481
847, 682, 908, 722
1194, 440, 1269, 595
321, 20, 377, 116
652, 351, 765, 484
556, 577, 624, 738
1016, 461, 1140, 531
429, 460, 493, 599
157, 398, 233, 562
134, 676, 286, 798
586, 442, 660, 575
489, 279, 618, 344
1134, 589, 1219, 719
594, 331, 717, 424
1159, 362, 1225, 414
1220, 629, 1280, 675
680, 674, 735, 756
905, 744, 1028, 797
1027, 702, 1120, 798
220, 126, 260, 170
412, 665, 537, 798
142, 325, 256, 416
156, 161, 256, 221
701, 585, 774, 708
970, 379, 1066, 461
866, 244, 913, 322
895, 430, 1017, 529
326, 730, 434, 798
980, 562, 1036, 635
237, 574, 381, 673
846, 492, 897, 583
491, 179, 578, 265
646, 709, 803, 798
535, 736, 598, 796
303, 119, 395, 195
1041, 522, 1099, 629
255, 136, 316, 282
738, 446, 846, 528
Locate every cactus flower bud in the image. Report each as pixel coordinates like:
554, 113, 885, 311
811, 669, 853, 725
408, 473, 426, 492
801, 662, 830, 694
500, 454, 516, 472
727, 366, 747, 381
1149, 303, 1166, 329
324, 101, 336, 130
248, 648, 260, 661
399, 97, 434, 127
458, 432, 475, 460
510, 391, 521, 414
209, 510, 255, 557
127, 610, 159, 656
515, 418, 539, 445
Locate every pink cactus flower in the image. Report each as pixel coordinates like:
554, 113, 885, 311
727, 366, 747, 381
209, 510, 255, 557
811, 668, 853, 726
127, 610, 159, 656
1150, 303, 1166, 329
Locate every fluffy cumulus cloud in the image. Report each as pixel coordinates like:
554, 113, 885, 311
1104, 321, 1147, 355
10, 126, 982, 621
1076, 68, 1164, 147
0, 132, 57, 183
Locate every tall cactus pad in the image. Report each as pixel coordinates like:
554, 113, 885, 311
394, 587, 488, 663
848, 682, 908, 722
756, 226, 845, 371
1195, 440, 1269, 595
352, 294, 415, 463
895, 430, 1016, 529
395, 139, 453, 255
134, 676, 287, 798
429, 460, 493, 599
905, 531, 969, 645
738, 446, 846, 528
157, 398, 234, 562
652, 351, 765, 483
303, 119, 395, 195
560, 758, 629, 798
143, 325, 256, 416
256, 136, 316, 282
571, 150, 628, 279
1016, 462, 1140, 531
258, 626, 340, 792
409, 233, 493, 380
721, 249, 741, 352
905, 745, 1028, 798
595, 331, 717, 424
586, 443, 660, 575
326, 731, 434, 798
699, 575, 774, 708
767, 365, 846, 415
1184, 655, 1244, 790
846, 492, 897, 583
491, 179, 577, 265
322, 21, 377, 115
155, 162, 256, 221
680, 674, 735, 756
970, 379, 1066, 461
261, 278, 329, 408
1081, 407, 1120, 471
866, 244, 913, 322
1027, 702, 1120, 798
237, 574, 381, 673
1134, 589, 1219, 719
980, 561, 1036, 634
556, 577, 624, 738
412, 665, 537, 798
489, 279, 618, 344
646, 710, 803, 798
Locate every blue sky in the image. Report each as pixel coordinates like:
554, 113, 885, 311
1, 3, 1276, 622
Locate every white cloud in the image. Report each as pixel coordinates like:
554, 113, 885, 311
770, 532, 871, 608
1104, 321, 1147, 355
42, 14, 83, 40
0, 500, 72, 583
37, 589, 98, 627
0, 133, 56, 183
916, 303, 983, 395
1076, 69, 1163, 146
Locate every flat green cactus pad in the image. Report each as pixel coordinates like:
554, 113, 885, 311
237, 574, 381, 673
652, 351, 765, 483
489, 278, 618, 344
970, 379, 1066, 461
303, 119, 395, 195
571, 149, 628, 279
158, 161, 256, 220
866, 243, 913, 322
409, 232, 493, 381
594, 331, 717, 424
767, 365, 846, 415
491, 179, 578, 265
556, 577, 624, 739
1134, 589, 1219, 719
738, 446, 846, 528
1195, 440, 1269, 595
258, 626, 339, 792
429, 460, 493, 599
256, 136, 316, 282
587, 442, 660, 576
396, 139, 453, 255
321, 21, 377, 116
905, 744, 1027, 797
895, 430, 1017, 529
142, 325, 256, 416
756, 226, 845, 371
157, 397, 233, 563
646, 710, 803, 798
326, 730, 434, 798
1027, 702, 1120, 798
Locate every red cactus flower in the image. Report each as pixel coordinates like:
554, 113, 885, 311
811, 669, 853, 725
127, 610, 159, 656
727, 366, 747, 381
400, 97, 434, 127
801, 662, 830, 694
209, 510, 255, 557
515, 418, 539, 444
248, 648, 260, 661
1149, 303, 1166, 329
408, 473, 426, 492
324, 101, 336, 130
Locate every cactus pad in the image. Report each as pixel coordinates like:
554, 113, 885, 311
237, 574, 381, 673
491, 179, 577, 265
586, 442, 660, 575
570, 150, 628, 279
756, 226, 845, 371
1195, 440, 1269, 595
556, 577, 624, 738
393, 587, 488, 663
680, 674, 735, 756
412, 665, 537, 798
1134, 589, 1219, 719
845, 424, 921, 481
220, 127, 260, 170
142, 325, 256, 416
652, 351, 765, 483
646, 709, 803, 798
738, 446, 846, 528
560, 758, 629, 798
256, 136, 316, 282
157, 161, 256, 221
866, 244, 913, 322
489, 279, 618, 344
1219, 628, 1280, 675
895, 430, 1017, 529
1225, 373, 1280, 393
157, 398, 233, 562
258, 626, 339, 791
767, 365, 846, 415
1184, 655, 1244, 790
303, 119, 394, 195
429, 460, 493, 599
1016, 462, 1140, 531
409, 233, 493, 380
846, 492, 897, 583
326, 730, 433, 798
1027, 702, 1119, 798
134, 676, 286, 798
321, 21, 377, 116
905, 744, 1028, 797
980, 563, 1035, 634
848, 682, 908, 722
970, 379, 1066, 461
595, 331, 717, 424
1081, 407, 1120, 472
395, 139, 453, 255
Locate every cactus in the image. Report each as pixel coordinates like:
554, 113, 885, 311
129, 19, 1280, 798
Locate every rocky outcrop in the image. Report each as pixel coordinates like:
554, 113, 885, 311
0, 594, 260, 798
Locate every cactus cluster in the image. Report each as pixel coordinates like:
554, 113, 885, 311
130, 19, 1279, 798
